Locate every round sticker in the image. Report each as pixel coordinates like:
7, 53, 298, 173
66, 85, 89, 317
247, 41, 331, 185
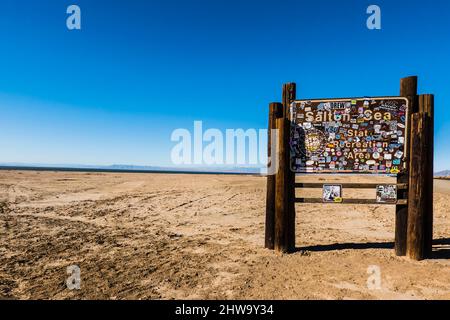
373, 152, 380, 159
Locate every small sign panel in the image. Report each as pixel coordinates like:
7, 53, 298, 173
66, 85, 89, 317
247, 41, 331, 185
376, 184, 397, 203
322, 184, 343, 203
290, 97, 408, 174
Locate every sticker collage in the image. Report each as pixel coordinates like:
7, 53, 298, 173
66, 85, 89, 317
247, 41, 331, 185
290, 98, 408, 174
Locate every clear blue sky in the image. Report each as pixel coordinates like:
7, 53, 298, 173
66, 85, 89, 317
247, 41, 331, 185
1, 0, 449, 170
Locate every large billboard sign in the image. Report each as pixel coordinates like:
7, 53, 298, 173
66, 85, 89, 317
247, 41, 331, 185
290, 97, 408, 174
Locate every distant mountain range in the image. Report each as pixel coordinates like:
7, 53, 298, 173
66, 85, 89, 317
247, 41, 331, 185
1, 162, 448, 176
0, 162, 263, 175
434, 170, 450, 177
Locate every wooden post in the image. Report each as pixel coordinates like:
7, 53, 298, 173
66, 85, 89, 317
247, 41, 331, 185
275, 116, 291, 253
272, 82, 296, 253
407, 94, 434, 260
420, 95, 434, 257
396, 76, 418, 256
407, 112, 432, 260
282, 83, 296, 252
265, 102, 283, 249
282, 83, 296, 119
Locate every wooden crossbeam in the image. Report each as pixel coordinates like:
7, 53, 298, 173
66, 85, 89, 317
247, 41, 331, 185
295, 198, 407, 205
294, 183, 408, 190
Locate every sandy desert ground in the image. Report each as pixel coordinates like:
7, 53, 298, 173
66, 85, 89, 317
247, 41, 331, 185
0, 170, 449, 300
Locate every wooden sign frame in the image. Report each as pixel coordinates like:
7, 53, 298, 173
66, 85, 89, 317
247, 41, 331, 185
265, 77, 434, 261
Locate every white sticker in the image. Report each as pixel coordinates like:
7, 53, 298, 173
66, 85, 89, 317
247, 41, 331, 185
394, 151, 403, 159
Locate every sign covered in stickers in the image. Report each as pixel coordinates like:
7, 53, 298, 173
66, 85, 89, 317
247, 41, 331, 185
290, 97, 408, 174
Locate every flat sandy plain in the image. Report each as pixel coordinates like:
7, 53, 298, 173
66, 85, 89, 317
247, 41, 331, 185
0, 170, 449, 300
